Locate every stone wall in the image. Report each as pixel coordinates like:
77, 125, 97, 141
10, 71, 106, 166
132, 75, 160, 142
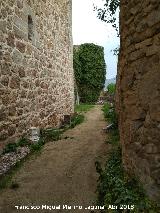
0, 0, 74, 150
116, 0, 160, 201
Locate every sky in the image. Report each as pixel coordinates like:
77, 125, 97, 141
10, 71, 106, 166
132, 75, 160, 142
72, 0, 120, 79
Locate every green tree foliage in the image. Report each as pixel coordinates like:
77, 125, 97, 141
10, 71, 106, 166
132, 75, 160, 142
107, 83, 116, 94
74, 43, 106, 103
95, 0, 120, 35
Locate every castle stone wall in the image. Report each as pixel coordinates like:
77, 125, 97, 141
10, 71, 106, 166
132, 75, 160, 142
0, 0, 74, 150
116, 0, 160, 201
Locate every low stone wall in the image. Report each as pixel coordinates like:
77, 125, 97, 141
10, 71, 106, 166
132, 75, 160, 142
116, 0, 160, 201
0, 0, 74, 151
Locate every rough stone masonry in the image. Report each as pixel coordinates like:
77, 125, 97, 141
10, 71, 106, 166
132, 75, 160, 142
116, 0, 160, 202
0, 0, 74, 151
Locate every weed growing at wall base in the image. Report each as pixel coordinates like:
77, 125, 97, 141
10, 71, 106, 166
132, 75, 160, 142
102, 103, 118, 128
96, 146, 159, 212
41, 129, 63, 142
3, 138, 30, 154
0, 111, 86, 190
2, 113, 85, 155
70, 114, 85, 128
96, 104, 159, 212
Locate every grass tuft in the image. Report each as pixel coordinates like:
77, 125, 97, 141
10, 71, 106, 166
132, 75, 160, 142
75, 104, 94, 113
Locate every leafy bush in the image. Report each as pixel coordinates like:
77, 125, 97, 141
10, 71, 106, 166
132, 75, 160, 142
107, 83, 116, 94
74, 43, 106, 103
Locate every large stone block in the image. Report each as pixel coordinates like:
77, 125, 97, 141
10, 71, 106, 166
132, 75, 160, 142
16, 41, 26, 53
9, 75, 20, 89
12, 49, 23, 64
7, 32, 15, 48
0, 20, 7, 34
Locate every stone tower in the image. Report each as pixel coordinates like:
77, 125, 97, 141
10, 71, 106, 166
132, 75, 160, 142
116, 0, 160, 201
0, 0, 74, 150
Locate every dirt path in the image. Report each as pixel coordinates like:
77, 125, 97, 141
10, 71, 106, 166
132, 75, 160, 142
0, 105, 109, 213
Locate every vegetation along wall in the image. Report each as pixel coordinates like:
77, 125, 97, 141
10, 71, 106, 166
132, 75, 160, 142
116, 0, 160, 201
0, 0, 74, 151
